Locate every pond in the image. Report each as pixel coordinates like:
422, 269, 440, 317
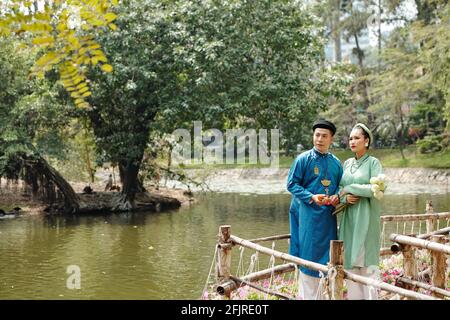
0, 184, 449, 299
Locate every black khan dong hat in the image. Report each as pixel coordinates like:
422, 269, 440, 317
312, 119, 336, 136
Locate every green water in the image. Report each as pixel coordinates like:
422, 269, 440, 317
0, 190, 449, 299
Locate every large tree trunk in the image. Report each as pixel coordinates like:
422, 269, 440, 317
113, 159, 146, 211
397, 106, 407, 161
354, 34, 370, 112
332, 0, 342, 62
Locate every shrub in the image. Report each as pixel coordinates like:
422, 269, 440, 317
416, 135, 443, 154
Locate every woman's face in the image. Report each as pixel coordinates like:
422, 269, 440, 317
349, 128, 369, 154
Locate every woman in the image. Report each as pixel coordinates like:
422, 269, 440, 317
338, 123, 383, 300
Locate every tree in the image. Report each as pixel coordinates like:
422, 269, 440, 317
154, 0, 349, 152
82, 0, 348, 209
314, 0, 343, 62
369, 1, 449, 158
0, 37, 80, 211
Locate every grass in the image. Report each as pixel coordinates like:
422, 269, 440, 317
175, 147, 450, 169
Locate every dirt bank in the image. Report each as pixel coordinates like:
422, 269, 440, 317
0, 178, 194, 215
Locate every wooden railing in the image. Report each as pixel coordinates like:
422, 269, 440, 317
215, 225, 442, 300
379, 201, 450, 255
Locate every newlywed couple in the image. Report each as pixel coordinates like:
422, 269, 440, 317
287, 119, 384, 300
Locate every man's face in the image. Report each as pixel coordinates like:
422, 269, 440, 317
313, 128, 333, 153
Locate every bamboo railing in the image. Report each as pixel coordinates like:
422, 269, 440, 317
213, 201, 449, 300
389, 233, 449, 299
379, 201, 449, 255
215, 225, 440, 300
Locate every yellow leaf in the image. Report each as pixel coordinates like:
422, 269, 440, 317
61, 68, 78, 80
108, 23, 117, 31
78, 86, 89, 94
35, 12, 51, 22
72, 77, 84, 85
79, 47, 88, 55
80, 11, 94, 20
100, 64, 113, 72
87, 18, 104, 27
76, 82, 88, 90
78, 102, 90, 109
91, 57, 100, 65
57, 22, 67, 32
104, 12, 117, 23
62, 80, 74, 87
111, 0, 119, 6
75, 55, 85, 65
74, 98, 84, 105
35, 71, 45, 79
91, 50, 104, 56
67, 35, 81, 49
82, 91, 92, 98
88, 44, 102, 50
71, 91, 81, 98
32, 36, 54, 45
36, 52, 61, 67
94, 55, 108, 63
81, 24, 92, 31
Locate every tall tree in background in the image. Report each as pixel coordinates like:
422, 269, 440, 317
154, 0, 349, 153
83, 0, 348, 209
369, 0, 449, 158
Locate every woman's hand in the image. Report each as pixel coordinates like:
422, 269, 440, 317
329, 195, 340, 207
346, 194, 360, 204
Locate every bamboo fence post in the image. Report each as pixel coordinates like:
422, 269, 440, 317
430, 235, 446, 299
217, 225, 232, 298
329, 240, 344, 300
426, 201, 436, 234
402, 243, 417, 299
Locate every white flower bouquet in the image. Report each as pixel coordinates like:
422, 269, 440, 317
370, 174, 387, 200
333, 174, 387, 215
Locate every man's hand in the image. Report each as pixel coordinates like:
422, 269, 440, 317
311, 194, 326, 206
346, 194, 360, 205
329, 195, 340, 207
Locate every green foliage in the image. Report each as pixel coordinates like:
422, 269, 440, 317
49, 119, 97, 183
408, 103, 445, 137
367, 2, 449, 154
0, 37, 73, 178
0, 0, 118, 108
416, 135, 444, 154
412, 5, 450, 132
153, 0, 349, 151
84, 0, 349, 170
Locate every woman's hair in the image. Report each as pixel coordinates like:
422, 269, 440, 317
354, 125, 370, 149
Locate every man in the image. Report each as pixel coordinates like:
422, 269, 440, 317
287, 119, 343, 299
